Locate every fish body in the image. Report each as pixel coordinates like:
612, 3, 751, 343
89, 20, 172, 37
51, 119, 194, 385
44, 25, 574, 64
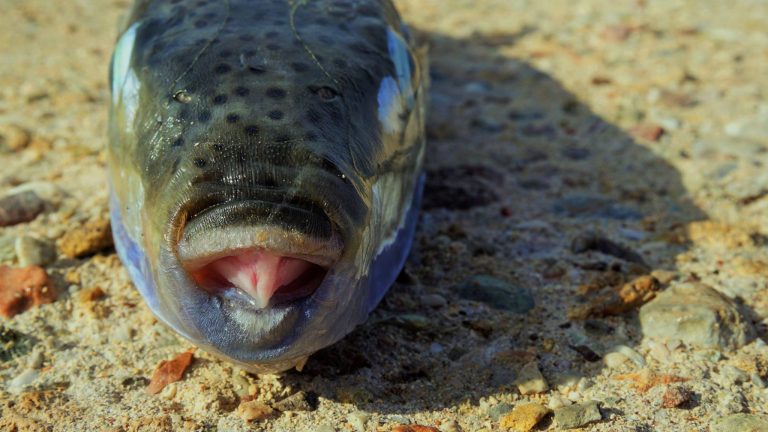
108, 0, 427, 372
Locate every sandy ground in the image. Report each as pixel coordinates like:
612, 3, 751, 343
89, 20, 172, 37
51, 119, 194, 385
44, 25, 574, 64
1, 0, 768, 430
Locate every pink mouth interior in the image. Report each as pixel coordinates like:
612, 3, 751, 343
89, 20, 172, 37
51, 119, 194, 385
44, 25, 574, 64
189, 250, 327, 308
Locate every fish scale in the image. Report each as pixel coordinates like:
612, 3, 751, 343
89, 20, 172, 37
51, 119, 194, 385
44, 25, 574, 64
108, 0, 427, 372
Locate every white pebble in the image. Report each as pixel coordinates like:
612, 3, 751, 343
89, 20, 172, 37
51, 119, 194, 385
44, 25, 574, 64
603, 352, 629, 369
9, 369, 39, 394
615, 345, 646, 367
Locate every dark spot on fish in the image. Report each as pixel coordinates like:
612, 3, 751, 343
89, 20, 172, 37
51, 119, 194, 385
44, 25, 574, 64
266, 31, 279, 39
333, 58, 347, 68
322, 158, 346, 180
213, 94, 228, 105
350, 41, 374, 55
214, 63, 231, 74
194, 20, 208, 28
234, 86, 250, 97
266, 88, 286, 99
268, 110, 284, 120
198, 111, 212, 123
244, 125, 259, 136
304, 131, 318, 142
226, 113, 240, 123
273, 20, 286, 26
204, 12, 216, 19
193, 158, 207, 168
319, 35, 334, 45
266, 44, 280, 51
172, 137, 184, 147
275, 134, 291, 143
292, 62, 310, 72
194, 38, 207, 47
248, 66, 265, 75
219, 49, 232, 58
315, 18, 329, 26
313, 86, 339, 101
239, 34, 254, 42
212, 143, 224, 152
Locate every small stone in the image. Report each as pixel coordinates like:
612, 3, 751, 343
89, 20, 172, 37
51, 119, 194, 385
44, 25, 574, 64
661, 385, 692, 408
273, 391, 318, 412
347, 411, 370, 432
58, 217, 113, 258
614, 345, 646, 367
0, 123, 32, 151
514, 361, 549, 395
488, 402, 514, 421
646, 340, 671, 363
629, 124, 664, 141
716, 390, 747, 415
570, 232, 646, 265
639, 283, 754, 351
8, 368, 39, 394
237, 400, 273, 422
456, 275, 534, 313
0, 265, 56, 318
0, 191, 46, 227
146, 350, 194, 395
499, 403, 549, 431
603, 352, 629, 369
420, 294, 447, 308
439, 420, 462, 432
548, 395, 571, 410
711, 414, 768, 432
15, 236, 56, 267
553, 401, 602, 429
27, 348, 44, 369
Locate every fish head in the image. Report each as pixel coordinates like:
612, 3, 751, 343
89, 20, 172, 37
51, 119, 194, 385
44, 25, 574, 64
108, 1, 424, 372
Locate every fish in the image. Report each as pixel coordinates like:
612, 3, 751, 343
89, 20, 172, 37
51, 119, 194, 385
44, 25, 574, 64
107, 0, 427, 372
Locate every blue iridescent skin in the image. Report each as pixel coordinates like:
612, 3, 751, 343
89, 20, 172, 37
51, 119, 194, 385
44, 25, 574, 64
108, 0, 427, 372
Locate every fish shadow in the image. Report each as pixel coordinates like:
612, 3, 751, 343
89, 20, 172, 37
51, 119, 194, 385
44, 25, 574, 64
278, 27, 752, 422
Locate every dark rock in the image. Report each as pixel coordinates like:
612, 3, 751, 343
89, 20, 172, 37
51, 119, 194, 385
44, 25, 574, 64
0, 191, 46, 227
571, 232, 646, 266
456, 275, 534, 313
569, 344, 601, 362
273, 391, 319, 412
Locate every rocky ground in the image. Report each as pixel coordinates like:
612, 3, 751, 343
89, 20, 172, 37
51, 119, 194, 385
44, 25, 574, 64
1, 0, 768, 430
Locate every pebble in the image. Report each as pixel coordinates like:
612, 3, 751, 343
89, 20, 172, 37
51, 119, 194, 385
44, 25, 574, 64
603, 352, 629, 369
420, 294, 447, 308
0, 123, 32, 151
0, 265, 56, 318
661, 385, 692, 408
553, 401, 602, 429
645, 340, 671, 363
236, 400, 273, 422
552, 195, 641, 220
499, 403, 550, 432
439, 420, 462, 432
8, 368, 39, 394
711, 413, 768, 432
0, 191, 46, 227
548, 395, 571, 410
613, 345, 646, 367
273, 391, 318, 412
639, 283, 754, 351
628, 123, 665, 141
570, 232, 646, 265
58, 217, 113, 258
514, 361, 549, 395
15, 236, 56, 267
455, 275, 534, 313
720, 365, 750, 385
487, 402, 513, 421
347, 411, 370, 432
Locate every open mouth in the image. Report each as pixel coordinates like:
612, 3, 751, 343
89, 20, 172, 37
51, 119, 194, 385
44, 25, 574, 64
177, 200, 342, 309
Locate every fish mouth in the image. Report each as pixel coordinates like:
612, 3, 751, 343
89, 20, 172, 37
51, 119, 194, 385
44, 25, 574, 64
176, 200, 343, 309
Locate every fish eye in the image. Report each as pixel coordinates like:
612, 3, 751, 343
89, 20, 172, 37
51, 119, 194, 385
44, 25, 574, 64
310, 86, 340, 101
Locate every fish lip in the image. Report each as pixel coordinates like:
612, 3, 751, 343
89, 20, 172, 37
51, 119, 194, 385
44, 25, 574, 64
176, 199, 344, 271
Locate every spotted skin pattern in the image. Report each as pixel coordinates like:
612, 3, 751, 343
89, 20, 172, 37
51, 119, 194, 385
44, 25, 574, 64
108, 0, 427, 372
